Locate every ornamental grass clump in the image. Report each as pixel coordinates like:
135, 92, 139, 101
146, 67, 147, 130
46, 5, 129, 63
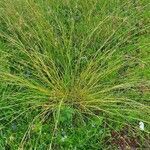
0, 0, 149, 149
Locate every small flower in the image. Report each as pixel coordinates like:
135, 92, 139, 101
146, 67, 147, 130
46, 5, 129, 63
139, 121, 144, 131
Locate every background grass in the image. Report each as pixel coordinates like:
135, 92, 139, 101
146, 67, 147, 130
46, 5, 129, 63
0, 0, 150, 149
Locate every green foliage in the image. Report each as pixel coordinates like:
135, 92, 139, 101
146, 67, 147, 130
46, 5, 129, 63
0, 0, 150, 149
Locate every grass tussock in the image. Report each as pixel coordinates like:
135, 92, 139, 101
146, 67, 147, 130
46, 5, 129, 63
0, 0, 150, 149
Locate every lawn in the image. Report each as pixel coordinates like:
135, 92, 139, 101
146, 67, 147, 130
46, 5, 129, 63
0, 0, 150, 149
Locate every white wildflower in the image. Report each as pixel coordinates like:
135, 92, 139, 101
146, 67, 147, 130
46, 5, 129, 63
139, 121, 144, 131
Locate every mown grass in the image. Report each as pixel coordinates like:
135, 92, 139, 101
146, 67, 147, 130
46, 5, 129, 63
0, 0, 150, 149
